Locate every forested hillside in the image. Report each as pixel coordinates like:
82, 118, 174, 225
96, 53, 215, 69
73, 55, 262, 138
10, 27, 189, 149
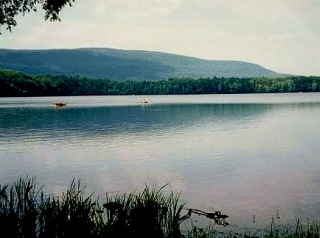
0, 48, 287, 80
0, 70, 319, 97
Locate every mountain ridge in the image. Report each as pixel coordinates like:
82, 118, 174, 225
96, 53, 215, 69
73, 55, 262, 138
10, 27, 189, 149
0, 48, 288, 80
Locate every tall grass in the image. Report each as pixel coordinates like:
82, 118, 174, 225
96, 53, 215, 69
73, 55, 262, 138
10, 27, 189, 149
95, 184, 185, 238
1, 177, 319, 238
0, 178, 98, 238
0, 177, 41, 238
264, 219, 320, 238
38, 180, 98, 238
0, 178, 187, 238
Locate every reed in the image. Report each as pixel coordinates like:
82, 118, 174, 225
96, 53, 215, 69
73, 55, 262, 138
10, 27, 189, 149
264, 219, 320, 238
0, 178, 187, 238
184, 222, 216, 238
96, 184, 185, 238
1, 177, 319, 238
38, 179, 98, 238
0, 177, 41, 238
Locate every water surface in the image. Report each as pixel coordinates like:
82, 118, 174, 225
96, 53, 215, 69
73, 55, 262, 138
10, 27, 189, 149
1, 93, 320, 230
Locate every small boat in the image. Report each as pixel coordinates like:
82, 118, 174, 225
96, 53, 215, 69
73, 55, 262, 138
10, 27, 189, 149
139, 99, 149, 104
52, 102, 67, 107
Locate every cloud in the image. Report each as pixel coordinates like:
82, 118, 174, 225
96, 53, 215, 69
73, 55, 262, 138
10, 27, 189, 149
75, 0, 185, 21
1, 0, 319, 75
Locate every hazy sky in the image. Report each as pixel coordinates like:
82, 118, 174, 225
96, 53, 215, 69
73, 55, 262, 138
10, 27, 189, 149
1, 0, 320, 76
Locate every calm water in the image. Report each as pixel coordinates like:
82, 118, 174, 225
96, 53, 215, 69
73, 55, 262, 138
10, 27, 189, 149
1, 93, 320, 230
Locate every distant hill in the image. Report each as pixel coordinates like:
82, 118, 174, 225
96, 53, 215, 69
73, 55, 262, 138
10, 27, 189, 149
0, 48, 287, 81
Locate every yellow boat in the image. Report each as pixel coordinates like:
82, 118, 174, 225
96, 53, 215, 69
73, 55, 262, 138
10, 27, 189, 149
52, 102, 67, 107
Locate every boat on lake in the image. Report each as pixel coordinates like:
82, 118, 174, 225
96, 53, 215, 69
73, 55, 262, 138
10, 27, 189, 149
139, 99, 149, 104
52, 102, 67, 107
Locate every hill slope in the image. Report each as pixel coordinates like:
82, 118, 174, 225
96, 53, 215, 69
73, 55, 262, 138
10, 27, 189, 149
0, 48, 287, 80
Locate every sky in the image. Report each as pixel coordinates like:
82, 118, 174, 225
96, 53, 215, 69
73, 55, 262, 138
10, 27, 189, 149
1, 0, 320, 76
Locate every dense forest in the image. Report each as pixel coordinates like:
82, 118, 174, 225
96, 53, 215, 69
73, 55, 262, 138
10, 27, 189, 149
0, 48, 286, 80
0, 69, 319, 96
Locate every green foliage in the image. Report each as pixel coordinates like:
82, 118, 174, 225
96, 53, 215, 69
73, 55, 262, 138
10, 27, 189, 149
0, 69, 320, 96
0, 0, 74, 34
0, 48, 287, 80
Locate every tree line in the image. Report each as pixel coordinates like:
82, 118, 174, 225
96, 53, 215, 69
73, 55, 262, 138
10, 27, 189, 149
0, 69, 319, 96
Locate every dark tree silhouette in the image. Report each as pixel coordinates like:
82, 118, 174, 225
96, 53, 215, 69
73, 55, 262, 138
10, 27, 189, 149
1, 69, 319, 97
0, 0, 75, 34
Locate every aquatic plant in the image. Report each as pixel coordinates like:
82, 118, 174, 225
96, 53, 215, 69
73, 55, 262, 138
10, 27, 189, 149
2, 177, 318, 238
96, 184, 185, 238
0, 177, 41, 238
0, 178, 189, 238
38, 179, 98, 238
264, 219, 320, 238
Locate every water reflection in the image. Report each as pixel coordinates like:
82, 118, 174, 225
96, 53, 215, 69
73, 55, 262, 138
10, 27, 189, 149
1, 98, 320, 229
0, 104, 271, 141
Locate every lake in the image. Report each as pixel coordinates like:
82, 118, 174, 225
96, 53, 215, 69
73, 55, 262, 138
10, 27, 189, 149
1, 93, 320, 230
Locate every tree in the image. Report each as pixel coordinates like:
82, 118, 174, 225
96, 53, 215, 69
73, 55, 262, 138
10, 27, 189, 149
0, 0, 75, 34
